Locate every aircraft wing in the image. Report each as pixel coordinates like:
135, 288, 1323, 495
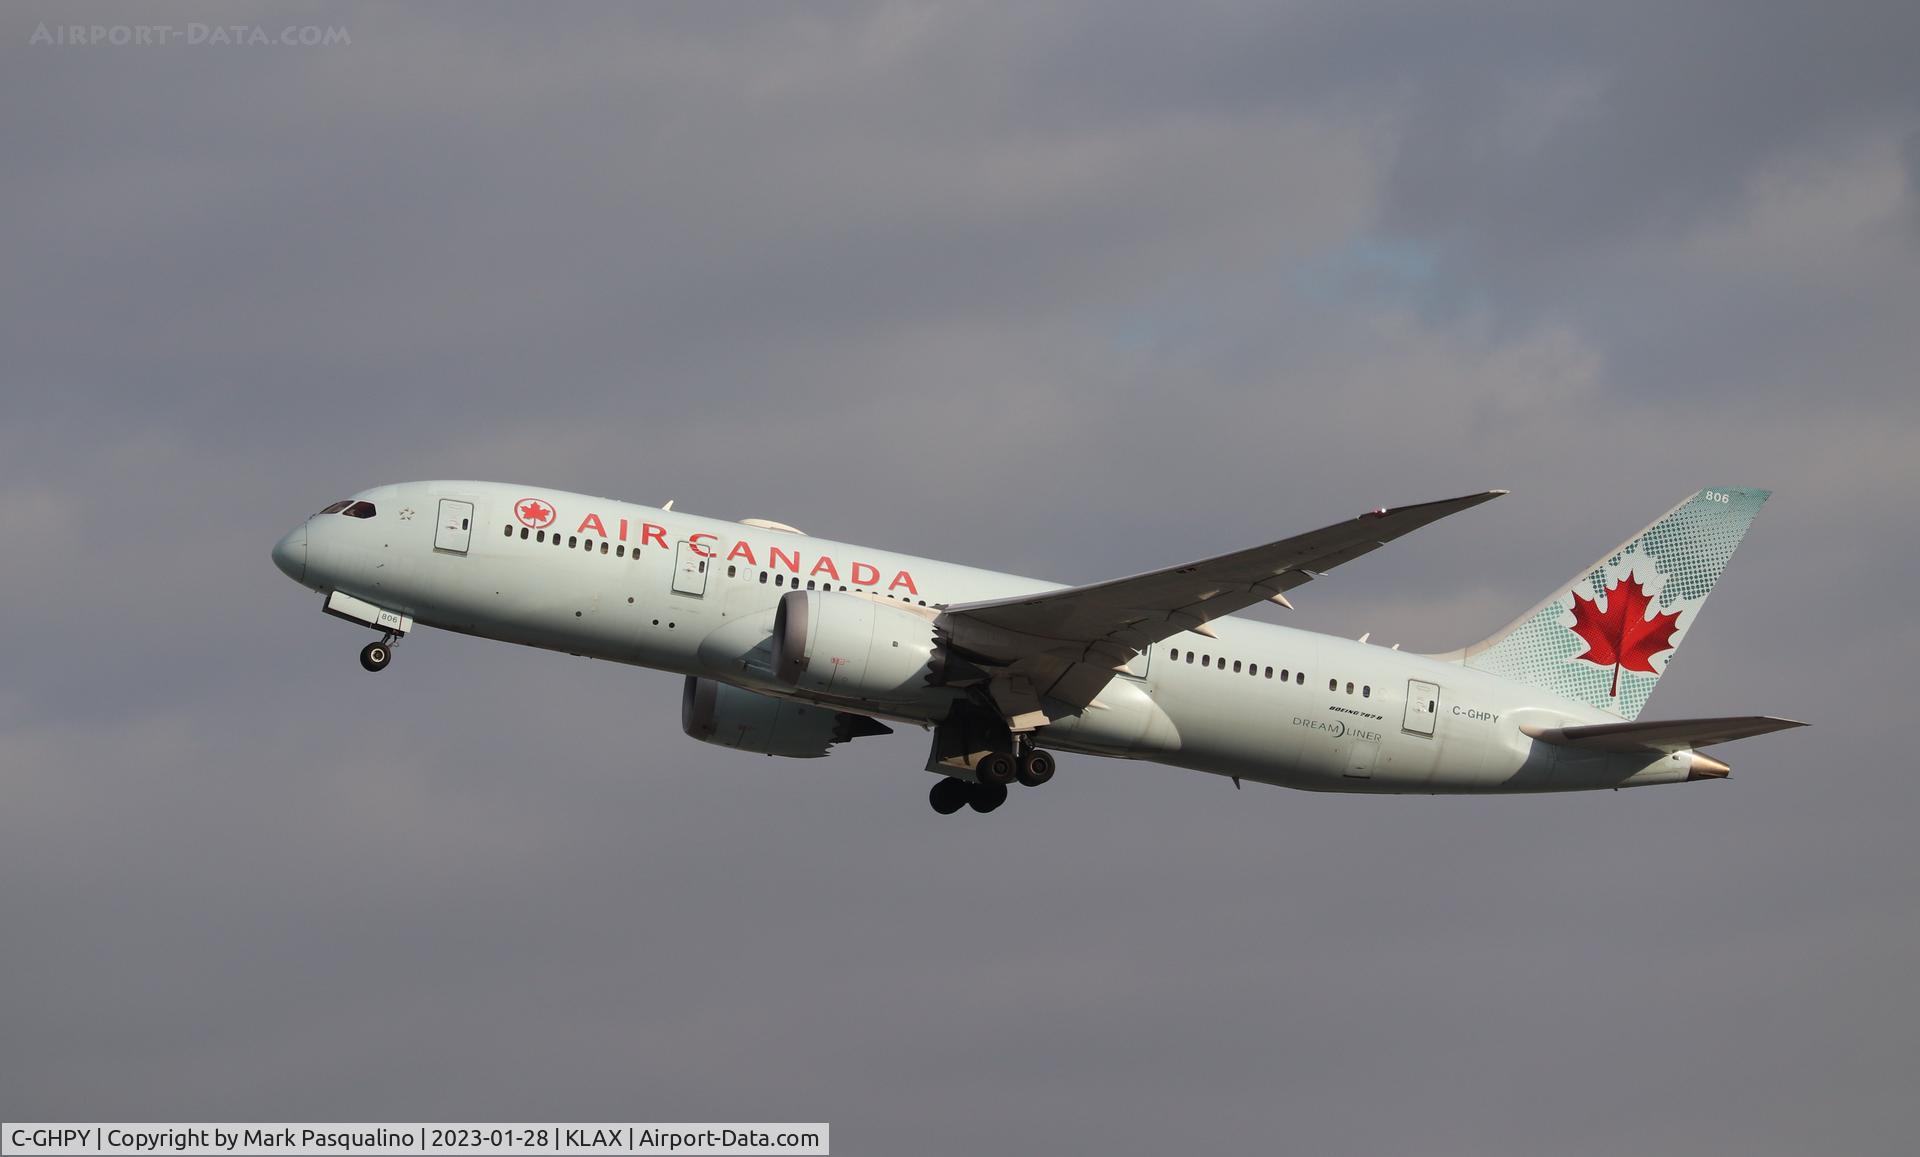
937, 490, 1505, 728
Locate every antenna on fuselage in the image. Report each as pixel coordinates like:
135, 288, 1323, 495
662, 500, 675, 511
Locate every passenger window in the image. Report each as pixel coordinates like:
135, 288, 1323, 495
537, 530, 546, 543
775, 574, 785, 586
1264, 666, 1273, 679
1201, 655, 1210, 668
1296, 672, 1305, 685
503, 524, 513, 537
1169, 649, 1179, 661
600, 541, 609, 554
1186, 651, 1195, 664
807, 579, 816, 589
728, 565, 737, 578
1280, 669, 1288, 681
520, 527, 529, 540
569, 536, 577, 548
1329, 679, 1337, 691
1345, 682, 1354, 694
617, 545, 625, 557
759, 572, 768, 584
1233, 660, 1242, 673
1362, 685, 1371, 698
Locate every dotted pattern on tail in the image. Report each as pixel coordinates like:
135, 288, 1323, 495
1462, 488, 1769, 720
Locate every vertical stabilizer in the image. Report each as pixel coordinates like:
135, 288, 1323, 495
1439, 488, 1770, 720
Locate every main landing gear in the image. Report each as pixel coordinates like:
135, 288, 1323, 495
929, 776, 1003, 814
359, 634, 397, 672
927, 743, 1057, 815
1016, 748, 1055, 787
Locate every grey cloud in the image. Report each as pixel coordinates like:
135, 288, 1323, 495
3, 3, 1916, 1154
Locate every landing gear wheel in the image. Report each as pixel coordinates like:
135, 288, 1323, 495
967, 781, 1009, 813
976, 751, 1017, 786
929, 777, 969, 815
359, 640, 392, 672
1016, 749, 1055, 787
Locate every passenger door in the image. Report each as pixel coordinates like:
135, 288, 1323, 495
1404, 679, 1439, 736
434, 499, 474, 554
672, 540, 709, 596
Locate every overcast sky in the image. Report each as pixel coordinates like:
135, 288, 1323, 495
4, 3, 1917, 1154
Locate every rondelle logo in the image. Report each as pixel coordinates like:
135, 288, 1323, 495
515, 498, 557, 529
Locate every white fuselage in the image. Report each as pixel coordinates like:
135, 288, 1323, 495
275, 481, 1703, 793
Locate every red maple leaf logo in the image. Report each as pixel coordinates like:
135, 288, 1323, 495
1568, 570, 1683, 697
515, 498, 555, 529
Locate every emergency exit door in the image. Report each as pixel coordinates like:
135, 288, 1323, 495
434, 499, 473, 554
1404, 679, 1439, 736
672, 541, 708, 596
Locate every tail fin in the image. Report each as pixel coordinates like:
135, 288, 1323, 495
1440, 487, 1771, 720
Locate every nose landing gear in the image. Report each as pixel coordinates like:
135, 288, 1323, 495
359, 634, 397, 672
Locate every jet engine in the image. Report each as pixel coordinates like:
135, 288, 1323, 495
681, 676, 891, 758
771, 589, 951, 710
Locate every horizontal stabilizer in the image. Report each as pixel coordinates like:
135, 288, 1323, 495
1522, 715, 1806, 753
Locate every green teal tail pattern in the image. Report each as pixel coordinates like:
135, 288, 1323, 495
1448, 487, 1771, 720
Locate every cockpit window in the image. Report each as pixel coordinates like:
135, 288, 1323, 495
319, 501, 352, 514
341, 501, 376, 518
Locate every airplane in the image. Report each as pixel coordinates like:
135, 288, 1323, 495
271, 483, 1804, 814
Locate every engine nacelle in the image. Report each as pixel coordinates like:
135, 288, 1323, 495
772, 589, 942, 706
681, 676, 890, 758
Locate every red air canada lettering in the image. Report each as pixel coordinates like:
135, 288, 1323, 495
559, 507, 918, 595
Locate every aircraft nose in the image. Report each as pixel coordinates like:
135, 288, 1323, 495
272, 520, 308, 583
